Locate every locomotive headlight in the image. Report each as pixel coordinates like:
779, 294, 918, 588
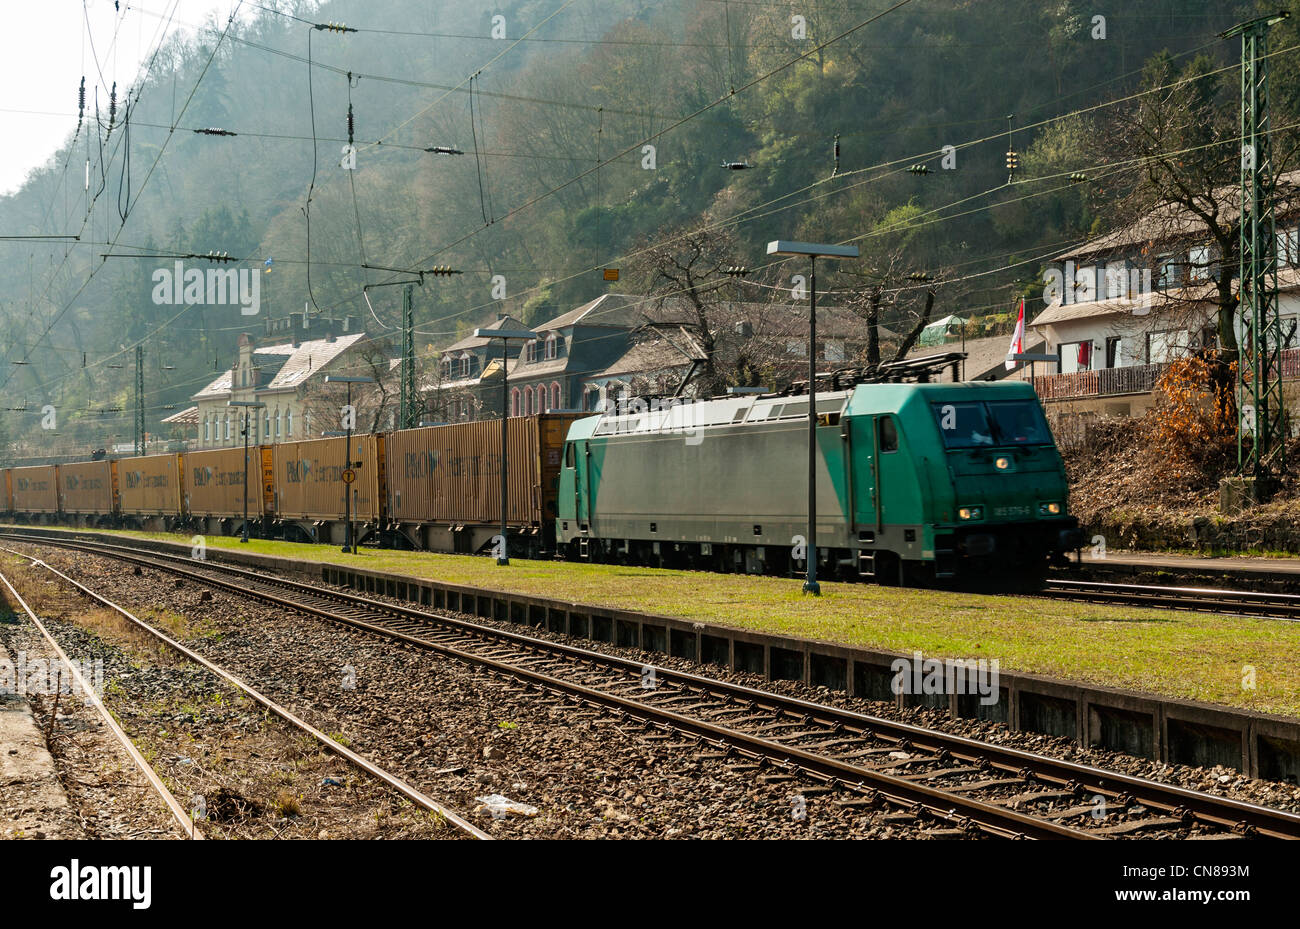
958, 506, 983, 521
994, 456, 1011, 470
1039, 502, 1062, 516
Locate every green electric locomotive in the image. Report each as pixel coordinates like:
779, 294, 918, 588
555, 378, 1080, 584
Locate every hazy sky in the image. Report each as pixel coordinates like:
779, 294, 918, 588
0, 0, 250, 195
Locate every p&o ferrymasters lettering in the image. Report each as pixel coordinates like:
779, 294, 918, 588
284, 459, 359, 483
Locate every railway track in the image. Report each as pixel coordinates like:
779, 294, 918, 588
6, 529, 1300, 840
0, 567, 202, 839
1043, 577, 1300, 621
0, 544, 490, 840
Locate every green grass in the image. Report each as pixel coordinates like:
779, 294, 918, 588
10, 524, 1300, 718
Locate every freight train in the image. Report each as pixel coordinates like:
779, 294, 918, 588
1, 415, 578, 556
0, 378, 1081, 584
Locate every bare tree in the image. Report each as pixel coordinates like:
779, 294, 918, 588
299, 336, 400, 435
841, 252, 944, 370
632, 223, 750, 396
1093, 53, 1300, 369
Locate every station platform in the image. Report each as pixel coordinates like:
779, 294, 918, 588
1070, 550, 1300, 587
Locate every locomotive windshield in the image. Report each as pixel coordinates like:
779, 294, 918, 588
931, 400, 1050, 448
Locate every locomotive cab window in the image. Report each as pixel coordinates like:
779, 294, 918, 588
878, 416, 899, 453
565, 443, 575, 468
932, 400, 1048, 448
986, 401, 1050, 445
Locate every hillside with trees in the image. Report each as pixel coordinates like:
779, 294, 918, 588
0, 0, 1282, 458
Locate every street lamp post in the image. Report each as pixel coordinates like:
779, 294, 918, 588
227, 400, 266, 543
324, 375, 376, 553
767, 240, 859, 595
473, 326, 539, 565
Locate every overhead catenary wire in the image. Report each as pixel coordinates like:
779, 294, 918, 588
0, 1, 1258, 407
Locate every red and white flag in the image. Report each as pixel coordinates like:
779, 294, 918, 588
1005, 297, 1025, 370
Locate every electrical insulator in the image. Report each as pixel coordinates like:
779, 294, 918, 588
347, 103, 354, 144
908, 164, 929, 175
1005, 149, 1019, 172
1069, 172, 1087, 183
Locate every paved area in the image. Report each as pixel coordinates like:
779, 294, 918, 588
0, 637, 76, 839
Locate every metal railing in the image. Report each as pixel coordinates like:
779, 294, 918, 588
1033, 362, 1168, 400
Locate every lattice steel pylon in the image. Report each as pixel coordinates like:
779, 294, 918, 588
133, 345, 145, 456
1227, 12, 1290, 482
399, 283, 417, 430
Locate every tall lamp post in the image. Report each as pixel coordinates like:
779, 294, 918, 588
227, 400, 266, 543
324, 375, 376, 553
767, 240, 859, 595
473, 326, 539, 565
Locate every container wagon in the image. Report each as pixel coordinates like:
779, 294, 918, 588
116, 454, 185, 527
184, 446, 273, 535
57, 460, 117, 524
272, 435, 383, 545
384, 413, 579, 555
8, 465, 59, 521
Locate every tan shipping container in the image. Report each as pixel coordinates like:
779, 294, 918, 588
1, 470, 10, 512
185, 446, 273, 517
58, 460, 116, 514
117, 454, 183, 516
10, 465, 59, 513
386, 414, 580, 527
272, 435, 380, 521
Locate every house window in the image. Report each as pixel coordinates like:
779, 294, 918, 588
545, 334, 557, 360
551, 382, 561, 411
286, 411, 293, 437
274, 411, 281, 438
265, 412, 272, 436
1278, 228, 1299, 268
442, 358, 452, 379
1060, 340, 1094, 374
1105, 261, 1128, 299
1105, 337, 1122, 369
460, 353, 472, 378
224, 415, 231, 441
1188, 245, 1211, 282
1146, 329, 1188, 364
1281, 316, 1300, 349
525, 341, 538, 363
204, 418, 210, 442
511, 388, 521, 417
1157, 254, 1180, 290
786, 340, 805, 356
824, 340, 845, 362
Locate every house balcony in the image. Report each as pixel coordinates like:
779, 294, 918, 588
1034, 347, 1300, 402
1032, 362, 1169, 400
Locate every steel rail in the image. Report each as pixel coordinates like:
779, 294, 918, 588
0, 565, 202, 839
9, 529, 1300, 838
0, 532, 1081, 839
0, 546, 490, 840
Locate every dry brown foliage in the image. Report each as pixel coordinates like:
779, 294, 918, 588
1061, 357, 1237, 522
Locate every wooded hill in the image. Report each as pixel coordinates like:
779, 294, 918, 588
0, 0, 1283, 453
